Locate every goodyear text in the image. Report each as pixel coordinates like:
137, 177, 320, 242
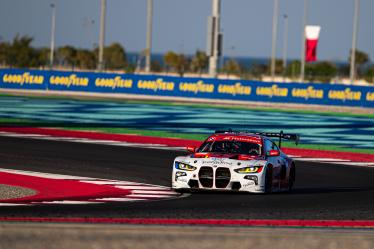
179, 80, 214, 94
137, 78, 175, 92
50, 74, 89, 87
291, 86, 324, 99
95, 76, 133, 89
218, 82, 251, 96
256, 84, 288, 98
2, 72, 44, 85
328, 88, 361, 101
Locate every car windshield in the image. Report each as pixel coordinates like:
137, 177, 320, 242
197, 141, 261, 155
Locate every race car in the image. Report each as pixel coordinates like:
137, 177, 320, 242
172, 130, 299, 193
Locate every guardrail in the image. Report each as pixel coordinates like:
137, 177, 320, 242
0, 68, 373, 108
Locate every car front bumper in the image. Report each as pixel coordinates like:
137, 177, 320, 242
172, 167, 266, 193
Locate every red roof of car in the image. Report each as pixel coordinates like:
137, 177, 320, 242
206, 133, 263, 144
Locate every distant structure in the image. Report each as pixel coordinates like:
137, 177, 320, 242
207, 0, 222, 78
98, 0, 106, 71
145, 0, 153, 73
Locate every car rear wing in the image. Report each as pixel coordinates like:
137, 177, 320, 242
253, 131, 300, 148
214, 129, 300, 148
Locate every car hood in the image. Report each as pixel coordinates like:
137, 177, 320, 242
192, 152, 264, 160
175, 154, 267, 168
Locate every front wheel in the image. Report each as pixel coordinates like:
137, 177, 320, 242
288, 166, 295, 192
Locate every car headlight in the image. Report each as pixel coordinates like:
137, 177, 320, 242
234, 166, 263, 174
175, 162, 197, 171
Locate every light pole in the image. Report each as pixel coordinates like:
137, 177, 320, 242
49, 3, 56, 68
145, 0, 153, 73
208, 0, 221, 78
300, 0, 308, 82
282, 14, 289, 78
98, 0, 106, 71
350, 0, 360, 85
270, 0, 279, 82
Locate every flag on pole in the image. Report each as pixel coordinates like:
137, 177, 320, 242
305, 25, 321, 62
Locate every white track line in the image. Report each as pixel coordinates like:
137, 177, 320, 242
330, 162, 374, 166
295, 158, 351, 162
0, 203, 28, 206
116, 186, 171, 190
125, 194, 176, 198
36, 201, 102, 205
69, 139, 121, 144
109, 143, 167, 147
0, 168, 93, 180
80, 180, 144, 185
131, 190, 179, 195
94, 198, 145, 202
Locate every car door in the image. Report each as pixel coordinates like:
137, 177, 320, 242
264, 139, 282, 191
272, 142, 288, 189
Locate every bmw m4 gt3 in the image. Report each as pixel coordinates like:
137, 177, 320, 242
172, 130, 299, 194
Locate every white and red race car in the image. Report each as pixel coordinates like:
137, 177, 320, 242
172, 130, 299, 193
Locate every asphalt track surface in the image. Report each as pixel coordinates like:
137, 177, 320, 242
1, 136, 374, 220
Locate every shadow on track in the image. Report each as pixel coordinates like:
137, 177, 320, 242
289, 187, 372, 195
180, 186, 371, 196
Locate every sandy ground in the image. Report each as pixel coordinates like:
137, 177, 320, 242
0, 184, 36, 200
1, 223, 373, 249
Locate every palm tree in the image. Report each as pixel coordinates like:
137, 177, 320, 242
349, 49, 370, 78
222, 59, 241, 77
163, 51, 190, 76
191, 50, 208, 75
8, 35, 38, 68
103, 43, 127, 69
57, 46, 77, 67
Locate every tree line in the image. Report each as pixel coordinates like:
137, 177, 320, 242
0, 35, 373, 83
0, 35, 128, 71
219, 50, 373, 83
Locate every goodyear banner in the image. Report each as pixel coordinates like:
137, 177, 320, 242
0, 68, 373, 108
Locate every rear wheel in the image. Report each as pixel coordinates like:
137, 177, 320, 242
264, 166, 273, 194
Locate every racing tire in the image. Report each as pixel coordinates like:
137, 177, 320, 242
288, 166, 295, 192
264, 167, 273, 194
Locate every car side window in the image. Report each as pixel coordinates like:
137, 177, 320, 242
264, 139, 272, 152
264, 139, 279, 152
271, 141, 279, 151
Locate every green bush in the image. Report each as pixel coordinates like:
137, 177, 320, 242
365, 65, 374, 84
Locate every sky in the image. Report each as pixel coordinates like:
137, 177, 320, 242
0, 0, 373, 62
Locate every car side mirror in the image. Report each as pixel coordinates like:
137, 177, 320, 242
186, 146, 197, 153
267, 150, 280, 157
